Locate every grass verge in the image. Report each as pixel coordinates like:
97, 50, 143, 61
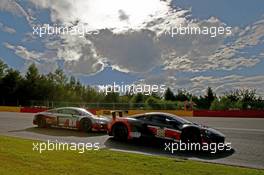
0, 135, 263, 175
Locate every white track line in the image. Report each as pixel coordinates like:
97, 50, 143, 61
216, 127, 264, 132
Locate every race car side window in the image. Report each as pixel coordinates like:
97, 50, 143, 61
165, 116, 181, 128
71, 109, 81, 115
135, 115, 147, 120
56, 109, 64, 114
46, 109, 57, 113
141, 115, 155, 122
60, 109, 80, 115
149, 115, 167, 125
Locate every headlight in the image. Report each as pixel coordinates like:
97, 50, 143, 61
204, 128, 225, 137
97, 119, 107, 124
204, 129, 213, 136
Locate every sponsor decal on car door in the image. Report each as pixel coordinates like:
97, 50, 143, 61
145, 115, 168, 138
57, 113, 70, 127
56, 109, 75, 128
69, 114, 78, 128
146, 115, 181, 140
147, 125, 166, 138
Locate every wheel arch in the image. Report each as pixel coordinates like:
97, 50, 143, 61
35, 114, 45, 122
111, 121, 128, 131
110, 121, 131, 138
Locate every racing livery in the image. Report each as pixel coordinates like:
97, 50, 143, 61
33, 107, 109, 132
108, 112, 225, 143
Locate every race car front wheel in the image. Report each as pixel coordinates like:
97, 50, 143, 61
80, 118, 92, 132
37, 117, 46, 128
113, 124, 128, 141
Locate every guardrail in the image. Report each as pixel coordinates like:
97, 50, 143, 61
0, 106, 21, 112
0, 106, 263, 118
193, 110, 264, 118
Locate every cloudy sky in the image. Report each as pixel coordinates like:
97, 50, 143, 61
0, 0, 264, 96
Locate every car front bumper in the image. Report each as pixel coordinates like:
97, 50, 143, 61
92, 123, 108, 131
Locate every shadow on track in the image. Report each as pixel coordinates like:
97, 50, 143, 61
8, 127, 107, 137
105, 138, 235, 160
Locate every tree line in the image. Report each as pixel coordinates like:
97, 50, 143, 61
0, 60, 263, 110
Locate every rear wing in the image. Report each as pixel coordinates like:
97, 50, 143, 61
110, 110, 128, 119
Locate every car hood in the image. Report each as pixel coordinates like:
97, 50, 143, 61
205, 127, 225, 137
184, 123, 225, 137
94, 116, 110, 123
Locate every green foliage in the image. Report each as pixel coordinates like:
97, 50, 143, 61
145, 96, 164, 109
0, 63, 102, 106
164, 88, 175, 101
164, 100, 178, 110
175, 89, 191, 101
222, 89, 262, 110
1, 135, 262, 175
0, 59, 8, 78
104, 92, 120, 103
204, 87, 216, 109
210, 97, 231, 110
0, 68, 22, 105
130, 93, 146, 109
0, 60, 263, 110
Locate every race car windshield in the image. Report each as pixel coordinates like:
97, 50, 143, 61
78, 108, 93, 116
170, 114, 192, 125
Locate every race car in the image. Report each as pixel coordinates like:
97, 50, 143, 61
33, 107, 109, 132
108, 112, 225, 144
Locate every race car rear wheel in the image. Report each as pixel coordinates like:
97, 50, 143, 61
113, 124, 128, 141
80, 118, 92, 132
37, 116, 47, 128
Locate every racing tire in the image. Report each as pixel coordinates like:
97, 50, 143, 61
112, 124, 128, 141
37, 116, 47, 128
80, 118, 92, 132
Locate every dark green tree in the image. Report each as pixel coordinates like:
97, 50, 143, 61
175, 89, 189, 101
164, 88, 175, 101
0, 68, 22, 105
204, 87, 216, 109
0, 59, 8, 78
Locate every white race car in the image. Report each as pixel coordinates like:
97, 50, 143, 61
33, 107, 109, 132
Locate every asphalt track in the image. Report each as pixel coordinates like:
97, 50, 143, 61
0, 112, 263, 169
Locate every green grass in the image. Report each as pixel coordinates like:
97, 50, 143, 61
0, 135, 263, 175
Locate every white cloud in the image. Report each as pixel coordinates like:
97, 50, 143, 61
60, 35, 104, 75
23, 60, 59, 75
0, 0, 32, 23
140, 74, 264, 97
189, 75, 264, 96
89, 29, 161, 73
3, 42, 59, 74
27, 0, 175, 74
29, 0, 256, 74
158, 16, 263, 72
4, 42, 42, 61
207, 18, 264, 70
6, 0, 262, 97
29, 0, 171, 32
0, 22, 16, 34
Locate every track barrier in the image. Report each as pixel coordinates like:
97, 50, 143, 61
0, 106, 263, 118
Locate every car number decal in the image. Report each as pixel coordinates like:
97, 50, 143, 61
156, 128, 165, 138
